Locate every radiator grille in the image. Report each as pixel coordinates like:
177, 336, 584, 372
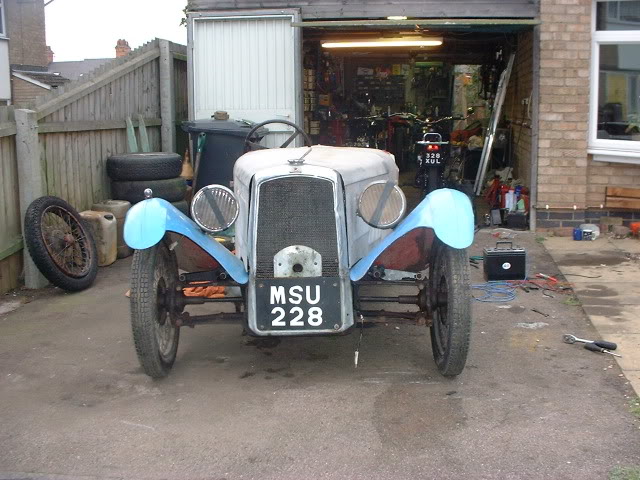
255, 177, 339, 278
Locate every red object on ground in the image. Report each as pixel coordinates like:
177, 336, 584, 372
484, 178, 501, 207
535, 273, 558, 283
630, 222, 640, 237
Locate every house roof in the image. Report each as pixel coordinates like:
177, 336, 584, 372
12, 69, 71, 88
48, 58, 112, 82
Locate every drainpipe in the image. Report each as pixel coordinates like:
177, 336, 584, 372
529, 24, 541, 232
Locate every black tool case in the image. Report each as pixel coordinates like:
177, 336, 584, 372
483, 241, 527, 281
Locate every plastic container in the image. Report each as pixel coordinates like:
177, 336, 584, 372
579, 223, 600, 240
182, 113, 268, 192
92, 200, 132, 259
573, 228, 583, 241
80, 211, 117, 266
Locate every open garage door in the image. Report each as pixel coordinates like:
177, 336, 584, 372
189, 11, 302, 147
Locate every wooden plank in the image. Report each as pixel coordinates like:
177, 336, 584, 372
0, 251, 23, 294
43, 134, 55, 202
0, 138, 10, 251
9, 251, 23, 291
59, 131, 69, 201
188, 0, 540, 18
293, 18, 541, 27
36, 48, 161, 120
37, 118, 162, 133
0, 236, 23, 261
606, 197, 640, 210
89, 130, 100, 203
606, 186, 640, 200
160, 39, 177, 153
138, 115, 151, 152
0, 123, 17, 137
0, 257, 9, 294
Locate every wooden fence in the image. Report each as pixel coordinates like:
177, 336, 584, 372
0, 106, 22, 293
0, 38, 188, 294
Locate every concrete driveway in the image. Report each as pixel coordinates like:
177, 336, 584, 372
0, 231, 639, 480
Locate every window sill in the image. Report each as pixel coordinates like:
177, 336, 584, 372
589, 149, 640, 165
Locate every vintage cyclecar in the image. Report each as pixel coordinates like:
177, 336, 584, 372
124, 120, 474, 378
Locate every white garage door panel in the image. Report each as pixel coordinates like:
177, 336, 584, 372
192, 15, 300, 147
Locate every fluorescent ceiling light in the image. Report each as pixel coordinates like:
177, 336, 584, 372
387, 16, 408, 20
322, 37, 443, 48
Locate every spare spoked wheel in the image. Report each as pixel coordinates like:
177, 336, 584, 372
429, 239, 471, 377
24, 196, 98, 291
130, 241, 180, 378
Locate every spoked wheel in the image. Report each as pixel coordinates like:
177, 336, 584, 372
130, 242, 180, 378
24, 196, 98, 291
429, 240, 471, 377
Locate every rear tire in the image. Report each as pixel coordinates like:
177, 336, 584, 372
107, 153, 182, 181
130, 242, 180, 378
111, 177, 186, 204
429, 240, 471, 377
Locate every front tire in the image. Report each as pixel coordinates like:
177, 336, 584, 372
429, 240, 471, 377
130, 242, 180, 378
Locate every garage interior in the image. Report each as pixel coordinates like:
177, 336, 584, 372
299, 21, 535, 226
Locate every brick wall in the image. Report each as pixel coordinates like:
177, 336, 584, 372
504, 30, 534, 186
11, 75, 48, 108
5, 0, 48, 68
534, 0, 640, 231
587, 162, 640, 206
536, 0, 592, 208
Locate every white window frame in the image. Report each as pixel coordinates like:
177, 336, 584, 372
589, 0, 640, 164
0, 0, 6, 39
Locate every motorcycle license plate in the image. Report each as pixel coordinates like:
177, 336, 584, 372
255, 278, 341, 332
420, 151, 445, 165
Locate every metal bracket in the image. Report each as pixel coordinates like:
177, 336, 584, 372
274, 245, 322, 278
367, 266, 427, 281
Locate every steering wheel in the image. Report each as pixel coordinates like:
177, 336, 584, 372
244, 119, 313, 152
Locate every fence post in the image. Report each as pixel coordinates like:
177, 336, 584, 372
15, 109, 48, 289
159, 39, 176, 153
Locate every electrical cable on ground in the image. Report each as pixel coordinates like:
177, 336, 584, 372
472, 281, 518, 302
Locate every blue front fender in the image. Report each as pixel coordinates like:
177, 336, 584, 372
123, 198, 248, 284
350, 188, 474, 281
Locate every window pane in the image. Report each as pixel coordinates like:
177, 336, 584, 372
598, 44, 640, 141
597, 1, 640, 30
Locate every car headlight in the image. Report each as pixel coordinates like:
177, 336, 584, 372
191, 185, 239, 233
357, 180, 406, 229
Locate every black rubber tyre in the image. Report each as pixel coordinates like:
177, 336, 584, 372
111, 177, 187, 204
429, 240, 471, 377
24, 196, 98, 292
130, 242, 180, 378
107, 153, 182, 181
171, 200, 189, 216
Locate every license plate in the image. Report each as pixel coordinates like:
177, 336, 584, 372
255, 277, 341, 332
420, 151, 446, 166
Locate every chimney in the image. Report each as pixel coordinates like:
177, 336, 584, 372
115, 39, 131, 58
46, 46, 54, 64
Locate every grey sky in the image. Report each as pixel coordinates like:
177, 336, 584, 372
45, 0, 187, 62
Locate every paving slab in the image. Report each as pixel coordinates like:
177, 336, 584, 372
0, 232, 638, 479
545, 235, 640, 396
